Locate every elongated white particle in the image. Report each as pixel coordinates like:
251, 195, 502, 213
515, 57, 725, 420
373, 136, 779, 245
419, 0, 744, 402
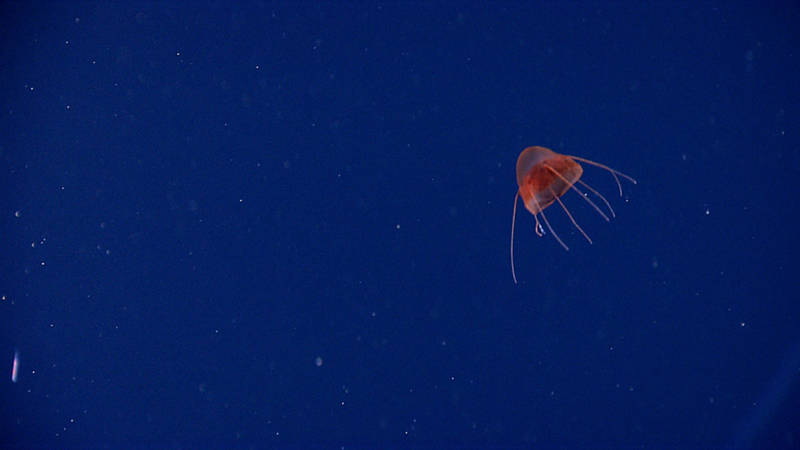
11, 350, 19, 383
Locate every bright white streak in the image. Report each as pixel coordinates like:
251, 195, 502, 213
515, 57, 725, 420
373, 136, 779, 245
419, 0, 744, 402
11, 350, 19, 383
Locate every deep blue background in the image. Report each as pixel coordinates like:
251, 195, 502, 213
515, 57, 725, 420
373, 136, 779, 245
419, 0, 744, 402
2, 2, 799, 447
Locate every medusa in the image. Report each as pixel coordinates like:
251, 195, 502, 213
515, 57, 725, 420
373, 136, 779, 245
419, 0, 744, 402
510, 146, 637, 284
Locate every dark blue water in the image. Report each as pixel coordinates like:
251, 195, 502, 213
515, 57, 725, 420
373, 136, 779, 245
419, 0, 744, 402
2, 2, 798, 447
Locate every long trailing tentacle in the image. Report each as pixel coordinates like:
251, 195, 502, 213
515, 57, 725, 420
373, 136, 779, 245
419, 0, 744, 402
576, 179, 615, 219
545, 164, 611, 222
511, 192, 519, 284
536, 192, 568, 251
567, 155, 637, 197
554, 194, 592, 244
